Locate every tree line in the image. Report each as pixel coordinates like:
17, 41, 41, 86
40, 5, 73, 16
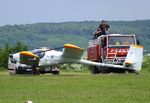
0, 20, 150, 50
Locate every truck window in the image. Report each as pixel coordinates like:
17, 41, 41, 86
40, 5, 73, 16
108, 36, 135, 45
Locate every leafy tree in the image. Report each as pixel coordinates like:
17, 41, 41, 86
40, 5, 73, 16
142, 56, 150, 72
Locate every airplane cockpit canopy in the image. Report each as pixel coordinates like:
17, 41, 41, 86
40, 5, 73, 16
31, 49, 46, 59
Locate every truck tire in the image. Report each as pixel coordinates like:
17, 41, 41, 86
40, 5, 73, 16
128, 70, 139, 74
108, 68, 125, 73
100, 67, 111, 73
90, 66, 100, 74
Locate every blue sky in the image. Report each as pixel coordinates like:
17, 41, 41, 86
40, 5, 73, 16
0, 0, 150, 25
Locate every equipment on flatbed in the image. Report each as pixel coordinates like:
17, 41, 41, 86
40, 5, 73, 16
87, 34, 143, 74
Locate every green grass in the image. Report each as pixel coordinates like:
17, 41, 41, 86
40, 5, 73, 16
0, 70, 150, 103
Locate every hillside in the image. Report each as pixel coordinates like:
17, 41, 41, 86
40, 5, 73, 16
0, 20, 150, 51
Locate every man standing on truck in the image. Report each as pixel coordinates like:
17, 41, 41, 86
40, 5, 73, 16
93, 20, 110, 39
99, 20, 110, 35
104, 20, 110, 34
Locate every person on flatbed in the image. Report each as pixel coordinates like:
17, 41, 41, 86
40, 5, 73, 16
93, 20, 110, 39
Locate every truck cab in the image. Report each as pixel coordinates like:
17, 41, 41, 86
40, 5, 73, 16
87, 34, 137, 73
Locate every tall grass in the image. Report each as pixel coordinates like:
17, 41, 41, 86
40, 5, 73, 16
0, 71, 150, 103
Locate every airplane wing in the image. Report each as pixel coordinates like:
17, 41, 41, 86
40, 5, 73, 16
19, 51, 39, 65
61, 44, 84, 59
61, 44, 143, 72
60, 44, 127, 68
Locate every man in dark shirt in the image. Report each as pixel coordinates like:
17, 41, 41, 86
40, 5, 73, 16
93, 20, 110, 39
99, 20, 110, 35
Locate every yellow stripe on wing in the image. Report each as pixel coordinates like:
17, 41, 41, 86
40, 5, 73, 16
130, 44, 144, 48
64, 44, 84, 51
20, 51, 39, 58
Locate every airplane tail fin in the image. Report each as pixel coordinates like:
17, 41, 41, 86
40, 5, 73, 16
123, 44, 144, 72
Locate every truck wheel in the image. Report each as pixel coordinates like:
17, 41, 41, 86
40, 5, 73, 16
100, 67, 111, 73
90, 66, 99, 74
128, 70, 139, 74
128, 69, 134, 73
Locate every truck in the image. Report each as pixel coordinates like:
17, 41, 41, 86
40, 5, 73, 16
87, 34, 140, 74
8, 56, 32, 74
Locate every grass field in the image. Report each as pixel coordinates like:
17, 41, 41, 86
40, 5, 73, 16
0, 70, 150, 103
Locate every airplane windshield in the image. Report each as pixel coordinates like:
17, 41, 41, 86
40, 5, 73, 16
31, 49, 45, 59
108, 36, 135, 45
35, 52, 45, 59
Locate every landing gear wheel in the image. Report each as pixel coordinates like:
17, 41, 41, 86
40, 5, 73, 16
51, 66, 60, 75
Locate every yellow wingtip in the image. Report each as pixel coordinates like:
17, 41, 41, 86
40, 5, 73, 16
130, 44, 144, 48
64, 44, 84, 51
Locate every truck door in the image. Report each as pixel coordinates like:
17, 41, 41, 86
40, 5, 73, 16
101, 36, 107, 61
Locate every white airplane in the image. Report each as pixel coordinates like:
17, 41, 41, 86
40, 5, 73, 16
8, 44, 143, 74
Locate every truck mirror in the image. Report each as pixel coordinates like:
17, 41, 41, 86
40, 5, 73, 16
137, 39, 140, 45
136, 36, 140, 45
